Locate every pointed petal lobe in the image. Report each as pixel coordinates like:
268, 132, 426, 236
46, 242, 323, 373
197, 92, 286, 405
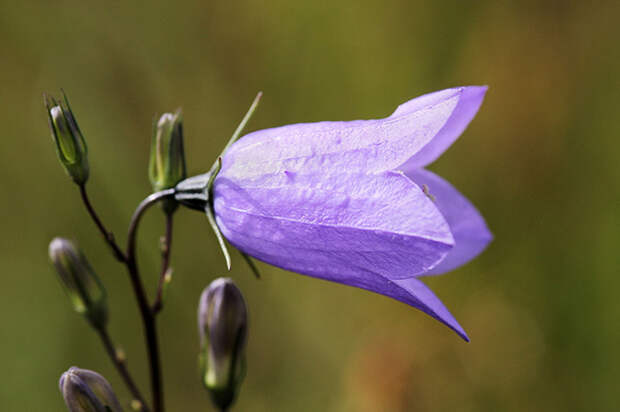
221, 87, 484, 177
404, 168, 492, 275
212, 237, 468, 340
402, 86, 487, 168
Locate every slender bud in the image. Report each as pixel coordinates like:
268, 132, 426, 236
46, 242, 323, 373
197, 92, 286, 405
59, 367, 122, 412
49, 238, 107, 330
198, 278, 248, 411
44, 92, 89, 185
149, 110, 186, 213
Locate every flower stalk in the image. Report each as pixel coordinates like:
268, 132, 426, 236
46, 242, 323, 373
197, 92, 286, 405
75, 185, 175, 412
124, 189, 176, 412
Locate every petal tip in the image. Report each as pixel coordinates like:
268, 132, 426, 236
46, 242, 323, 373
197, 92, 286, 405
449, 315, 470, 341
459, 85, 488, 110
400, 85, 489, 168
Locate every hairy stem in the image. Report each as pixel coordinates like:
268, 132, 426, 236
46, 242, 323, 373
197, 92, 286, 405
97, 328, 149, 411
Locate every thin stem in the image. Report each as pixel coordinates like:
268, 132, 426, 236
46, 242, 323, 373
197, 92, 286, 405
79, 185, 127, 262
125, 189, 175, 412
152, 212, 174, 314
126, 190, 175, 267
96, 328, 149, 411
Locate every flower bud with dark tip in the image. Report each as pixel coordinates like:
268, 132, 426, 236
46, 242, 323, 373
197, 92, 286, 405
45, 92, 89, 185
149, 110, 186, 213
59, 367, 122, 412
49, 238, 107, 330
198, 278, 248, 411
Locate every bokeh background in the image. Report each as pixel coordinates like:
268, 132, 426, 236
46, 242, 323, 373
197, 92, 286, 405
2, 0, 619, 410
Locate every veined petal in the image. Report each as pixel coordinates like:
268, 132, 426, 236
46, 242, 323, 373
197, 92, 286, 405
220, 87, 485, 178
212, 235, 468, 340
401, 86, 487, 168
404, 168, 493, 275
213, 170, 453, 280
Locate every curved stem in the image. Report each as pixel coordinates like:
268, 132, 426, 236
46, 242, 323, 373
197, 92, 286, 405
152, 213, 174, 314
126, 190, 175, 262
79, 185, 127, 262
125, 189, 175, 412
97, 328, 149, 411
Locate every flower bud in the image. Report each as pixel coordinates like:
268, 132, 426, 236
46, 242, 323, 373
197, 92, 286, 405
59, 367, 122, 412
45, 92, 89, 185
198, 278, 248, 411
49, 238, 107, 330
149, 110, 186, 193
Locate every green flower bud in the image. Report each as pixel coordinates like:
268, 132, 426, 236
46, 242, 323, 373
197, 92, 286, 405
45, 92, 89, 185
198, 278, 248, 411
59, 367, 122, 412
149, 110, 186, 193
49, 238, 107, 330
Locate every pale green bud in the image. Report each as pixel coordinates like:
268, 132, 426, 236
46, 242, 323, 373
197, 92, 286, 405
198, 278, 248, 411
45, 92, 89, 185
59, 367, 122, 412
149, 110, 186, 192
49, 238, 107, 330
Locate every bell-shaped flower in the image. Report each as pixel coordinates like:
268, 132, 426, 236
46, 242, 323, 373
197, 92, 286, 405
181, 87, 492, 341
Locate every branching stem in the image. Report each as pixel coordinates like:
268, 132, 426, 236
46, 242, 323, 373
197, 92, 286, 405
81, 186, 174, 412
125, 189, 175, 412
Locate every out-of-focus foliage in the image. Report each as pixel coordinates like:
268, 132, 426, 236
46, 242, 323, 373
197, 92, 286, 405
1, 0, 618, 411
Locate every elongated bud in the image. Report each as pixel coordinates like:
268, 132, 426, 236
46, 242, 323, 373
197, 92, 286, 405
149, 110, 186, 195
59, 367, 122, 412
198, 278, 248, 410
49, 238, 107, 330
45, 92, 89, 185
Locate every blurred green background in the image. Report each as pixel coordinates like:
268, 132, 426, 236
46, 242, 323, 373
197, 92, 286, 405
2, 0, 619, 410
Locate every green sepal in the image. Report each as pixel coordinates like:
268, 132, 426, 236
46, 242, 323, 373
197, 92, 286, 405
175, 92, 263, 271
240, 252, 261, 279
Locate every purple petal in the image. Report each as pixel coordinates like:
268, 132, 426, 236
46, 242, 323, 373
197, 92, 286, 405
214, 170, 453, 280
401, 86, 487, 168
390, 277, 469, 341
404, 167, 493, 275
213, 200, 467, 339
222, 87, 485, 177
208, 87, 490, 340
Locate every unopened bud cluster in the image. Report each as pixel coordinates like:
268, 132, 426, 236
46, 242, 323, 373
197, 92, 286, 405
44, 91, 256, 412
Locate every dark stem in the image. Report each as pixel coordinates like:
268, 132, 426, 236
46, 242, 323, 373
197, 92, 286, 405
126, 189, 175, 412
79, 185, 127, 262
96, 328, 149, 411
152, 213, 174, 315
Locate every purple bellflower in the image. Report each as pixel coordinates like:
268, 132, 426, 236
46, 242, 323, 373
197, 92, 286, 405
179, 87, 492, 341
